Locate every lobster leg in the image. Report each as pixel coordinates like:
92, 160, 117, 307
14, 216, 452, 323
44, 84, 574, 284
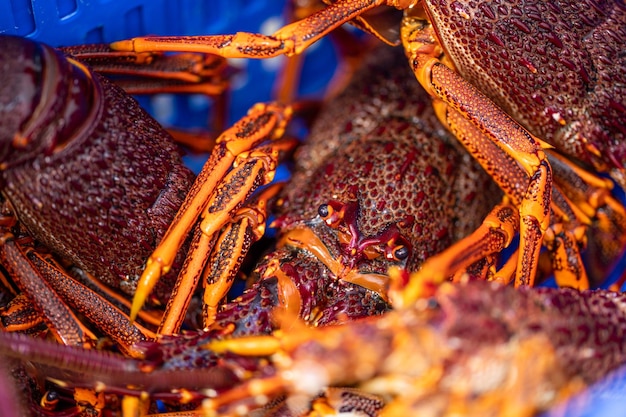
392, 202, 519, 307
160, 140, 294, 334
0, 234, 95, 347
131, 103, 293, 322
0, 201, 155, 353
0, 293, 46, 334
0, 232, 153, 355
546, 150, 626, 287
155, 225, 215, 336
200, 183, 283, 330
401, 14, 552, 288
157, 183, 283, 335
62, 44, 231, 140
25, 252, 153, 357
543, 224, 588, 288
0, 331, 239, 415
110, 1, 396, 58
62, 45, 229, 96
200, 211, 260, 331
401, 76, 597, 290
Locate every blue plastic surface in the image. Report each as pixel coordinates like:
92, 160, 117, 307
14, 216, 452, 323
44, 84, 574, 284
0, 0, 338, 128
2, 2, 626, 417
541, 364, 626, 417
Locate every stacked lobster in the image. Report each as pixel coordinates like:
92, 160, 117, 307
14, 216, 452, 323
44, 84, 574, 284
0, 0, 625, 415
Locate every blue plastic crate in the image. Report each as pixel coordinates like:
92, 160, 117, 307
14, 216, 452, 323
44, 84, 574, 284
541, 364, 626, 417
0, 0, 339, 182
0, 0, 339, 129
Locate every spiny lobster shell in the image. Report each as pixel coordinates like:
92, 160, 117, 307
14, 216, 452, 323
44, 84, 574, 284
425, 0, 626, 178
0, 36, 194, 302
278, 45, 502, 272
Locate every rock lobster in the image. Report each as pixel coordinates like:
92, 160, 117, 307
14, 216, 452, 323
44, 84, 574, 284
0, 29, 625, 415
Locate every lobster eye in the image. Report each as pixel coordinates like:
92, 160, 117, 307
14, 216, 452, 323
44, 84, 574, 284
42, 390, 60, 410
393, 245, 409, 261
318, 203, 330, 218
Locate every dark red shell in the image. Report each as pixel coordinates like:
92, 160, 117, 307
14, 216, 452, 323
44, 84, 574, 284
435, 281, 626, 384
191, 46, 501, 335
278, 46, 501, 273
424, 0, 626, 182
0, 36, 194, 302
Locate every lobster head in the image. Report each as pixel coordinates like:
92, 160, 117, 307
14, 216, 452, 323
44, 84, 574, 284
0, 35, 96, 168
249, 45, 502, 327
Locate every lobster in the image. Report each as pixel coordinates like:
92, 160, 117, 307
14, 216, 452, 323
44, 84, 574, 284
1, 29, 624, 413
0, 34, 507, 413
111, 0, 626, 310
201, 278, 626, 416
2, 279, 626, 416
0, 35, 202, 352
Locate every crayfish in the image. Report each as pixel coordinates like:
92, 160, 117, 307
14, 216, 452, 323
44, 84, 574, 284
2, 278, 626, 416
0, 25, 625, 414
112, 0, 626, 298
1, 0, 626, 412
0, 29, 505, 413
0, 35, 202, 352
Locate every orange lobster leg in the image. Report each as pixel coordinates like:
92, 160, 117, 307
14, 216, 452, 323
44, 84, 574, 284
111, 1, 400, 58
200, 213, 257, 330
543, 224, 587, 288
546, 150, 626, 287
26, 252, 152, 357
0, 293, 45, 333
157, 183, 283, 335
130, 104, 293, 323
401, 14, 552, 288
63, 44, 231, 135
163, 156, 296, 333
62, 45, 228, 91
393, 202, 519, 308
155, 226, 215, 336
412, 84, 591, 290
0, 234, 95, 347
407, 71, 616, 291
201, 183, 283, 330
